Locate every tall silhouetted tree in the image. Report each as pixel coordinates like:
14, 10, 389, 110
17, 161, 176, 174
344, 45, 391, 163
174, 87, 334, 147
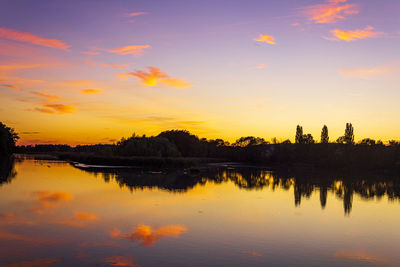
344, 123, 354, 145
321, 125, 329, 143
295, 125, 303, 144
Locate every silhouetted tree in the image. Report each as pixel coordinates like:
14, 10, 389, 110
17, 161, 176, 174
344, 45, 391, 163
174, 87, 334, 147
344, 123, 354, 144
158, 130, 203, 157
359, 138, 375, 146
302, 134, 315, 144
336, 136, 345, 144
321, 125, 329, 143
0, 122, 19, 160
233, 136, 268, 147
389, 140, 400, 146
116, 134, 180, 157
295, 125, 303, 144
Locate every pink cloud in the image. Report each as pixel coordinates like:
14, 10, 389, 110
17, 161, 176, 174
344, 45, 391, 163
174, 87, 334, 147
303, 0, 359, 24
108, 45, 151, 56
0, 27, 71, 51
128, 12, 148, 17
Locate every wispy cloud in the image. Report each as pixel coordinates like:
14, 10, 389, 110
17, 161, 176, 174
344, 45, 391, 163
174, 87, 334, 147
128, 11, 148, 17
2, 258, 59, 267
302, 0, 358, 24
111, 224, 188, 246
30, 91, 62, 102
334, 250, 395, 265
126, 67, 193, 88
338, 63, 398, 79
1, 84, 21, 90
103, 256, 138, 267
85, 59, 132, 69
81, 88, 103, 94
108, 45, 151, 56
326, 26, 384, 42
35, 103, 76, 114
254, 34, 276, 44
0, 63, 46, 72
2, 83, 62, 101
74, 212, 98, 221
0, 27, 71, 51
251, 64, 269, 70
81, 51, 100, 55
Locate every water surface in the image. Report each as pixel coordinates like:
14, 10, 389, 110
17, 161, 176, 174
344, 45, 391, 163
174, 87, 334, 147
0, 157, 400, 266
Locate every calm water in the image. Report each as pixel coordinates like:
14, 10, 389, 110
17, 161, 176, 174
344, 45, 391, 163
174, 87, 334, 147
1, 157, 400, 266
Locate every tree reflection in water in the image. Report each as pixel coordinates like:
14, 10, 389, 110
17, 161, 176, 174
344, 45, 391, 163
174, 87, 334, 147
76, 166, 400, 215
0, 158, 16, 187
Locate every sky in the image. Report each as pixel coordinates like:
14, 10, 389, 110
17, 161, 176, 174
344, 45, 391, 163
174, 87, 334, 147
0, 0, 399, 145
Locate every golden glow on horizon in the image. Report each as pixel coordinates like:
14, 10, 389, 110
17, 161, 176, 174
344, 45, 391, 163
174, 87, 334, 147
0, 0, 399, 145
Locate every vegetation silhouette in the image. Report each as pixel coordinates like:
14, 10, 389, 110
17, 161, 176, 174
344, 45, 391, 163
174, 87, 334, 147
76, 165, 400, 215
14, 123, 400, 172
0, 122, 18, 161
321, 125, 329, 144
0, 157, 16, 187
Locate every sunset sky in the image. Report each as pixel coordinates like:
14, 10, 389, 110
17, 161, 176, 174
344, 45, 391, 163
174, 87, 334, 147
1, 0, 399, 145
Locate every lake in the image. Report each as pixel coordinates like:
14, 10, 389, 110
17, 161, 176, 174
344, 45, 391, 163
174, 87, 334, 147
0, 156, 400, 266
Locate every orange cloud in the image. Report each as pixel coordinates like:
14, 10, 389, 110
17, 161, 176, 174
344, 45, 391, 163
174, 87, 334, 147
127, 67, 193, 88
31, 190, 73, 213
303, 0, 358, 24
1, 84, 21, 90
1, 258, 58, 267
30, 91, 62, 102
81, 88, 103, 94
108, 45, 151, 56
0, 63, 45, 72
35, 104, 76, 114
0, 27, 70, 51
56, 212, 98, 227
111, 224, 188, 246
0, 212, 14, 218
74, 212, 98, 221
327, 26, 384, 42
334, 250, 394, 265
254, 34, 276, 44
103, 256, 138, 267
128, 12, 148, 17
